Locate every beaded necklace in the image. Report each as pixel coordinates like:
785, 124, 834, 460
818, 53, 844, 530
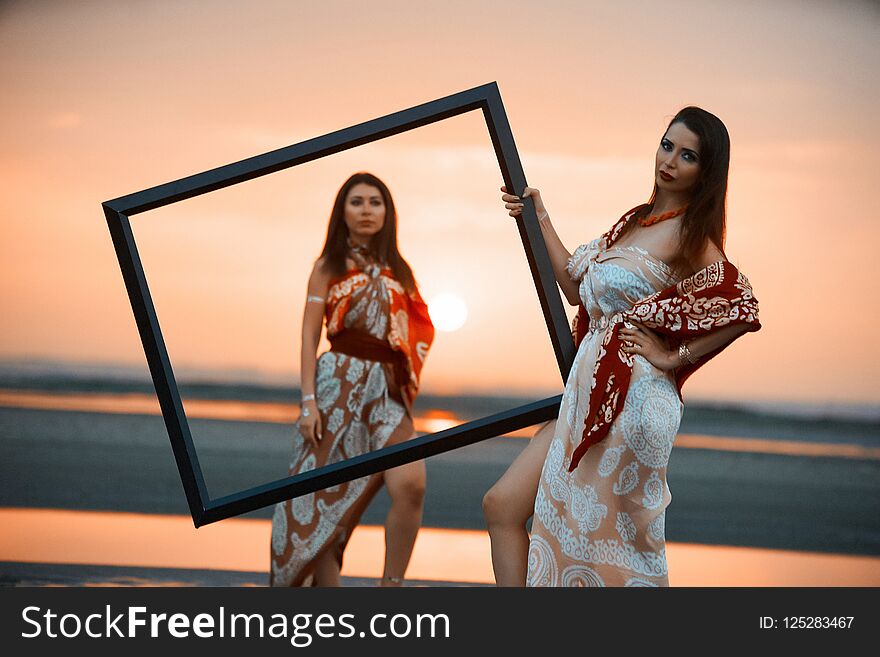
637, 204, 688, 227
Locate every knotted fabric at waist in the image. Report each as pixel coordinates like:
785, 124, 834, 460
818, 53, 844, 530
587, 312, 628, 334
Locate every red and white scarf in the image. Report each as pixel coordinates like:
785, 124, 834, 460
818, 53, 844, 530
326, 267, 434, 407
569, 208, 762, 472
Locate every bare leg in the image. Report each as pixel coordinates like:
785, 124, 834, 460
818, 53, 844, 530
482, 420, 556, 586
312, 549, 341, 587
381, 457, 426, 586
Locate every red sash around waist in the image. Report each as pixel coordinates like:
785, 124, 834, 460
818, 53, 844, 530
328, 331, 409, 404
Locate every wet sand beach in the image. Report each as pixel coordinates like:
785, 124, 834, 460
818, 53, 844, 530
1, 388, 879, 586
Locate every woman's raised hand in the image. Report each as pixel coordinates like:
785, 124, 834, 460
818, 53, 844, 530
299, 400, 322, 449
501, 186, 548, 221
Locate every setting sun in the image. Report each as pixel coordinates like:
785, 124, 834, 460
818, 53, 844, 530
427, 294, 468, 333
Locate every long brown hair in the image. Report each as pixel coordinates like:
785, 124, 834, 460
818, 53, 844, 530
622, 107, 731, 278
318, 172, 416, 292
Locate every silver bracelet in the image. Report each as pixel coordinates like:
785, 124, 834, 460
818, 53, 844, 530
678, 342, 699, 365
306, 295, 325, 304
301, 393, 315, 403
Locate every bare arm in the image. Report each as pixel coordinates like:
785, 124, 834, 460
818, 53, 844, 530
299, 259, 332, 445
623, 307, 754, 372
501, 186, 581, 306
678, 322, 753, 362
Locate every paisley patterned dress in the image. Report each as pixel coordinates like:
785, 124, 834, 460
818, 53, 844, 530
270, 251, 433, 587
527, 227, 685, 587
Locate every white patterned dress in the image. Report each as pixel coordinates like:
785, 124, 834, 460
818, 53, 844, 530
270, 256, 417, 587
527, 233, 685, 587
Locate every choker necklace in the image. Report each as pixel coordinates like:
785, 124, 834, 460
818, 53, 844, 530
637, 204, 688, 227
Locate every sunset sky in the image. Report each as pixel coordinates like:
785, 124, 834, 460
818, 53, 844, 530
1, 0, 878, 404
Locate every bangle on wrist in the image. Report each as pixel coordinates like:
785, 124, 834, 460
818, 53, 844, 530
677, 342, 698, 365
301, 393, 315, 404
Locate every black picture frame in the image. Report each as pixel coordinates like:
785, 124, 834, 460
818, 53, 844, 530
103, 82, 576, 527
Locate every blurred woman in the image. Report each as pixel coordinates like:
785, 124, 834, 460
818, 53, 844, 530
271, 172, 434, 587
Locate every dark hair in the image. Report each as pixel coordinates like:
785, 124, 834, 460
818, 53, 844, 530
318, 172, 416, 292
625, 106, 731, 278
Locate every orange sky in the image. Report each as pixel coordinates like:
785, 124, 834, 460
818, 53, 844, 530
1, 0, 878, 404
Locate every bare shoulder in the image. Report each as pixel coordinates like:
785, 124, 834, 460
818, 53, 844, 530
688, 239, 727, 272
309, 257, 333, 287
